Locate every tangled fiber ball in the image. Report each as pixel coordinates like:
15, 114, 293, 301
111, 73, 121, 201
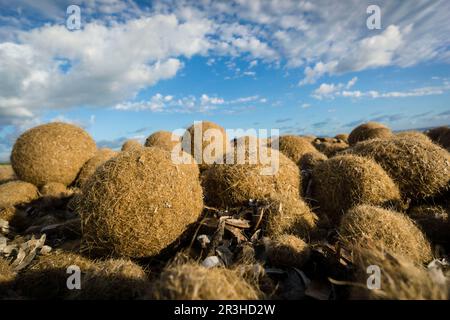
277, 135, 318, 163
346, 137, 450, 200
396, 131, 431, 143
121, 139, 142, 151
75, 147, 204, 258
11, 122, 96, 187
0, 181, 39, 208
438, 129, 450, 151
145, 130, 180, 152
150, 262, 260, 300
202, 148, 301, 207
0, 165, 16, 185
40, 182, 71, 198
408, 205, 449, 245
350, 246, 447, 300
15, 251, 98, 299
69, 259, 148, 299
313, 138, 348, 157
339, 205, 432, 264
335, 134, 349, 143
298, 152, 327, 171
265, 234, 310, 268
0, 258, 15, 284
0, 206, 29, 230
426, 126, 449, 143
262, 195, 317, 239
311, 155, 401, 223
76, 148, 117, 187
182, 121, 229, 170
348, 122, 392, 146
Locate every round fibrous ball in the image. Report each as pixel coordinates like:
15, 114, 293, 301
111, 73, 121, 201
182, 121, 229, 170
201, 148, 301, 207
277, 135, 318, 163
0, 165, 16, 185
346, 137, 450, 200
69, 259, 148, 300
11, 122, 96, 186
438, 129, 450, 151
396, 131, 431, 143
40, 182, 71, 198
298, 152, 328, 171
426, 126, 449, 142
121, 139, 142, 151
265, 234, 310, 268
75, 147, 204, 258
75, 148, 117, 187
348, 122, 393, 146
408, 205, 450, 245
144, 131, 180, 152
150, 263, 260, 300
339, 205, 432, 264
335, 134, 349, 143
351, 247, 447, 300
15, 251, 98, 299
232, 136, 266, 151
300, 135, 317, 142
0, 206, 29, 230
262, 195, 317, 239
0, 258, 15, 284
0, 181, 39, 208
311, 155, 401, 223
313, 138, 349, 157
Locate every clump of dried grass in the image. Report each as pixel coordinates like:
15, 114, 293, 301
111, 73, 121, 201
0, 165, 17, 185
149, 262, 261, 300
202, 148, 301, 208
277, 135, 318, 163
298, 152, 327, 171
346, 137, 450, 200
0, 180, 39, 208
311, 155, 401, 223
11, 122, 96, 186
182, 121, 229, 171
265, 234, 311, 268
348, 122, 392, 146
396, 131, 432, 143
144, 130, 180, 152
75, 147, 204, 258
0, 258, 15, 284
426, 126, 450, 150
75, 148, 117, 187
40, 182, 71, 198
313, 138, 349, 157
261, 195, 318, 239
350, 245, 447, 300
69, 258, 149, 300
408, 204, 449, 245
121, 139, 142, 151
335, 133, 349, 143
339, 205, 433, 264
15, 250, 98, 299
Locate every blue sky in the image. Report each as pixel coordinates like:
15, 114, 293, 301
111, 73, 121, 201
0, 0, 449, 160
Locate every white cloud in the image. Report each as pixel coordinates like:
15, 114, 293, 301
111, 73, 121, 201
0, 13, 211, 124
249, 60, 258, 68
346, 77, 358, 89
114, 93, 267, 113
317, 80, 450, 100
312, 77, 357, 99
1, 0, 450, 126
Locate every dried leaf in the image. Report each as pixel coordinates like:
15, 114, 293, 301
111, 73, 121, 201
225, 218, 250, 229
